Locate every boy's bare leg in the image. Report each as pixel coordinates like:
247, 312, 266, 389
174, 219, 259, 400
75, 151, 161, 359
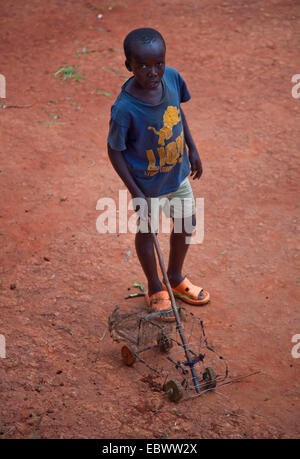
135, 231, 163, 296
167, 215, 205, 300
167, 215, 195, 287
167, 232, 189, 287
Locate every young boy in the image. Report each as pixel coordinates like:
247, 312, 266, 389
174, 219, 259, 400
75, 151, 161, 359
107, 28, 210, 321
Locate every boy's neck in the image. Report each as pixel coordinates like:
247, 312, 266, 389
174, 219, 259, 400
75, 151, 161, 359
125, 77, 163, 105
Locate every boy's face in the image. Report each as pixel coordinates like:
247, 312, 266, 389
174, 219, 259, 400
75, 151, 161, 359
126, 40, 166, 91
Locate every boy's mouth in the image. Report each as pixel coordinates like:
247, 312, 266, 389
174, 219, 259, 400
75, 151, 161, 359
147, 79, 160, 88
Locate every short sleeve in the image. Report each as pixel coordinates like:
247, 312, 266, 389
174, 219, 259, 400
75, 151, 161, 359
107, 118, 128, 151
178, 72, 191, 103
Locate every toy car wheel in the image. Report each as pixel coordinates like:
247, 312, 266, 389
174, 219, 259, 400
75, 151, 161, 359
164, 379, 184, 402
203, 367, 217, 389
121, 345, 136, 366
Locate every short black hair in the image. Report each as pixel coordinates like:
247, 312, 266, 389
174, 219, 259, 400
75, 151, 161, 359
123, 28, 166, 61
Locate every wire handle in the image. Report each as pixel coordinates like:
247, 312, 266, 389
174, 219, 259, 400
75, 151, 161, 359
147, 216, 201, 393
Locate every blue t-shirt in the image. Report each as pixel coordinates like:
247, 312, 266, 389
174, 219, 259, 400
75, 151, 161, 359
107, 66, 191, 197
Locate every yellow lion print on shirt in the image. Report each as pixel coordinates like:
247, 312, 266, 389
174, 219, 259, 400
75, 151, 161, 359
148, 106, 181, 146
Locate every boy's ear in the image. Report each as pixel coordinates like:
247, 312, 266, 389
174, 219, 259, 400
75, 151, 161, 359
125, 60, 132, 72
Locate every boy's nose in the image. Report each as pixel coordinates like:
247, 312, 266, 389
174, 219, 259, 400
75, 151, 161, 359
148, 66, 158, 77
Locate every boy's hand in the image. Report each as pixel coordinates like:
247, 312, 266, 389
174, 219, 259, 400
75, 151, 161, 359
131, 191, 149, 221
131, 191, 150, 233
189, 148, 203, 180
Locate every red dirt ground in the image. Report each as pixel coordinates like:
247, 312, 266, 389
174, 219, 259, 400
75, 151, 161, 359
0, 0, 299, 439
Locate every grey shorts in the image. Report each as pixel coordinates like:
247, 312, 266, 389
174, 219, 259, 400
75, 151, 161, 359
137, 176, 196, 233
148, 176, 195, 218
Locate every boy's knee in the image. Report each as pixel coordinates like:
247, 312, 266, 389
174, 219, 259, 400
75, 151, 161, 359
135, 228, 157, 238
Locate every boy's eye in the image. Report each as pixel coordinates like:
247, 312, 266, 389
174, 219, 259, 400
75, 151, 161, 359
139, 63, 164, 70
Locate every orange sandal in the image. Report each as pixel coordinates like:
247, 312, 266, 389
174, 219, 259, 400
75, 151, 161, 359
164, 277, 210, 306
145, 290, 175, 322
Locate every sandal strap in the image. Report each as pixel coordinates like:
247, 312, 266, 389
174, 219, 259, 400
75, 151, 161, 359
175, 278, 203, 299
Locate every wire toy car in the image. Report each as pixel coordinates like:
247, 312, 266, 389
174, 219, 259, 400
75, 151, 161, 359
109, 302, 228, 402
108, 219, 228, 402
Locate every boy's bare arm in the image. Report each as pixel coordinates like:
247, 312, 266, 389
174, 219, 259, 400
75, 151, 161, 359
181, 108, 203, 180
107, 143, 146, 199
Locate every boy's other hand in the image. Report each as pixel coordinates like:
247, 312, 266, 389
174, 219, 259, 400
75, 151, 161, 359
189, 148, 203, 180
